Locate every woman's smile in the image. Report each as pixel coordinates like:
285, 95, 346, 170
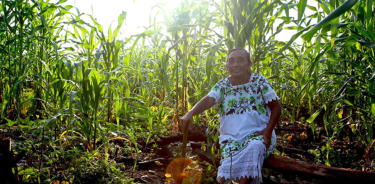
227, 50, 251, 78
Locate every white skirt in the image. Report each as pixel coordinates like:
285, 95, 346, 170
217, 134, 274, 183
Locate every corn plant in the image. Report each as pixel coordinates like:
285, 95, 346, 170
277, 0, 375, 166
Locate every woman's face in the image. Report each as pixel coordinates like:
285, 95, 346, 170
226, 50, 251, 78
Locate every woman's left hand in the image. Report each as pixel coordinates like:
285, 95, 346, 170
254, 128, 272, 150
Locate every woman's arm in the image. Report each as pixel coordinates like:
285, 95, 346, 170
255, 99, 281, 149
180, 95, 216, 131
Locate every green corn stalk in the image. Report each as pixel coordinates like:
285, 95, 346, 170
95, 11, 126, 123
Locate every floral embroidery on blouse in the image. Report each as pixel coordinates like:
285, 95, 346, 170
210, 73, 277, 117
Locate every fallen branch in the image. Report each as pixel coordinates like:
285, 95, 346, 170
264, 155, 375, 182
135, 124, 217, 149
155, 125, 208, 147
116, 157, 172, 168
194, 148, 220, 166
276, 145, 315, 160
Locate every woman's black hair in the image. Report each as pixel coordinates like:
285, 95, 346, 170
226, 48, 252, 73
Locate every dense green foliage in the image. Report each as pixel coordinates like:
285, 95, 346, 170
0, 0, 374, 183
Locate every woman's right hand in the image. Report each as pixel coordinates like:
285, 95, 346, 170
180, 113, 193, 133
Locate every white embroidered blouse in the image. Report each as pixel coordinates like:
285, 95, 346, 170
207, 73, 279, 144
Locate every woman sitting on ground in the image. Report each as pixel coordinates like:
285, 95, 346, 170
181, 48, 281, 184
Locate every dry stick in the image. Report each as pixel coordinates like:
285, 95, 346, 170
181, 124, 188, 157
180, 124, 189, 176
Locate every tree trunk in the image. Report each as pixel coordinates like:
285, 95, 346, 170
264, 154, 375, 183
0, 136, 25, 184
